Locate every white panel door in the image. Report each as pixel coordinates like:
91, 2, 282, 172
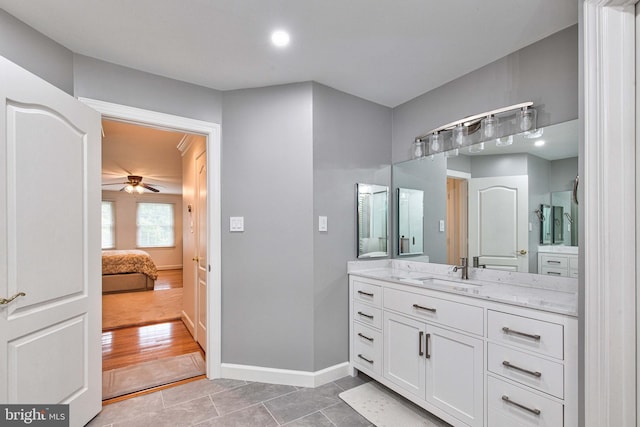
468, 176, 529, 272
0, 57, 101, 426
196, 151, 207, 350
383, 312, 425, 398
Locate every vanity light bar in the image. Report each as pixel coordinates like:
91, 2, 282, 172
415, 101, 534, 142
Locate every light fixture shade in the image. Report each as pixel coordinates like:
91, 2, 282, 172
452, 123, 466, 146
516, 106, 537, 132
468, 142, 485, 153
429, 132, 443, 152
124, 184, 134, 193
481, 115, 498, 139
495, 135, 513, 147
524, 128, 544, 139
412, 139, 425, 159
135, 185, 145, 194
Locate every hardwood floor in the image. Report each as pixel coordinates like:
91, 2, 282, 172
102, 269, 202, 374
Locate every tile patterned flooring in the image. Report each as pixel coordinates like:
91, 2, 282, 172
88, 375, 377, 427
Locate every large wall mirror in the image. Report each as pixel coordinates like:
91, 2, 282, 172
392, 119, 579, 275
357, 183, 389, 258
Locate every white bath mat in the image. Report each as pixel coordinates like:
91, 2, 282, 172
339, 381, 451, 427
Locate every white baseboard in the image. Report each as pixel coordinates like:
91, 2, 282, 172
156, 265, 183, 271
182, 311, 195, 336
220, 361, 350, 388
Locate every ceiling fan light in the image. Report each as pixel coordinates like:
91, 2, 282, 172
124, 184, 134, 193
135, 185, 145, 194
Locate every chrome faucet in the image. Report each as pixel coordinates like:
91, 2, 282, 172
453, 257, 469, 280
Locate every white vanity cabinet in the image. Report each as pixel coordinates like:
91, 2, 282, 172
349, 274, 578, 427
538, 252, 578, 278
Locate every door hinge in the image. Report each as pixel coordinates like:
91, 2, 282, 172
208, 265, 211, 272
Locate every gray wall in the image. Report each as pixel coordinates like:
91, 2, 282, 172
470, 153, 528, 178
0, 10, 74, 94
550, 157, 579, 192
392, 25, 578, 163
74, 55, 223, 123
312, 83, 391, 370
221, 83, 316, 371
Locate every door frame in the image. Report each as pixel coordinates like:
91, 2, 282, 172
582, 0, 637, 425
79, 97, 222, 379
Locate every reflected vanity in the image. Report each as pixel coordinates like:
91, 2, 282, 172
356, 183, 389, 258
393, 119, 579, 277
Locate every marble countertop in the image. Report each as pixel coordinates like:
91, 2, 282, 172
348, 260, 578, 317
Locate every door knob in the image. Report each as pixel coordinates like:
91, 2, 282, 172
0, 292, 26, 305
519, 249, 528, 255
192, 256, 199, 262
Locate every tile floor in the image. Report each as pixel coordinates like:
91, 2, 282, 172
87, 374, 449, 426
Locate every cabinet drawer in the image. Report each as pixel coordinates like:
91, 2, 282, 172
569, 256, 578, 270
488, 310, 564, 359
352, 279, 382, 307
540, 267, 567, 277
539, 255, 568, 268
353, 301, 382, 329
384, 288, 483, 336
488, 343, 564, 399
569, 269, 578, 278
488, 376, 563, 427
353, 323, 382, 376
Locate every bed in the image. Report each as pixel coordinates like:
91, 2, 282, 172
102, 249, 159, 293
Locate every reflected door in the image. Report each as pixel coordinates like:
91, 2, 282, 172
0, 57, 101, 425
468, 176, 528, 272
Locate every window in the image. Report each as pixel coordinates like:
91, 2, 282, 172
101, 201, 115, 249
136, 202, 175, 248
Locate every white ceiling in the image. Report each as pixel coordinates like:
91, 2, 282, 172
101, 120, 186, 195
0, 0, 577, 107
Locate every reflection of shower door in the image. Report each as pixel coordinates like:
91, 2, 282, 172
468, 176, 528, 272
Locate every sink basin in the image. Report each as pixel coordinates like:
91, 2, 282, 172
420, 278, 482, 293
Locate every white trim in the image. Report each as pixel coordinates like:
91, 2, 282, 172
446, 169, 471, 180
79, 97, 222, 379
220, 362, 350, 388
583, 1, 637, 426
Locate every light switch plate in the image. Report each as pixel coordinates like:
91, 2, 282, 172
230, 216, 244, 232
319, 216, 328, 232
439, 220, 445, 232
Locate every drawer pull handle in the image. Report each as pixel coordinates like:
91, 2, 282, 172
501, 395, 541, 416
547, 271, 562, 276
502, 360, 542, 378
357, 290, 374, 297
502, 327, 541, 341
546, 260, 562, 264
358, 333, 374, 342
357, 311, 374, 320
418, 331, 424, 356
425, 333, 431, 359
413, 303, 436, 313
358, 354, 374, 364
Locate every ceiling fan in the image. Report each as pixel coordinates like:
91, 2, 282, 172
103, 175, 160, 194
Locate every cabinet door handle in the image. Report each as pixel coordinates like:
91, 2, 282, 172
0, 292, 26, 305
546, 260, 561, 264
502, 327, 541, 341
358, 333, 374, 342
418, 331, 424, 356
547, 271, 562, 276
502, 360, 542, 378
501, 395, 541, 415
357, 290, 374, 297
413, 304, 436, 313
358, 354, 374, 364
357, 311, 374, 320
425, 333, 431, 359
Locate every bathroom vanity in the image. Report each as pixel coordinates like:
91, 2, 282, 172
348, 260, 578, 427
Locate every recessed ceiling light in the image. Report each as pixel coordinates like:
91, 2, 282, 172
271, 30, 290, 47
534, 140, 546, 147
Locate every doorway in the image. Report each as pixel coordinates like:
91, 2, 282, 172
80, 97, 222, 394
446, 174, 468, 265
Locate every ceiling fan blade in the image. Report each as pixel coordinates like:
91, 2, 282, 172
119, 186, 126, 192
142, 183, 160, 192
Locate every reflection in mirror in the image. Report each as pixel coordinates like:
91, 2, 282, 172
357, 183, 389, 258
397, 188, 424, 255
392, 119, 579, 275
540, 204, 552, 244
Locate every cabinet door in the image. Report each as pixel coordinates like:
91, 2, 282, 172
426, 324, 484, 427
383, 312, 426, 398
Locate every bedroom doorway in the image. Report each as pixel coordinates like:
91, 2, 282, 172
81, 98, 222, 400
